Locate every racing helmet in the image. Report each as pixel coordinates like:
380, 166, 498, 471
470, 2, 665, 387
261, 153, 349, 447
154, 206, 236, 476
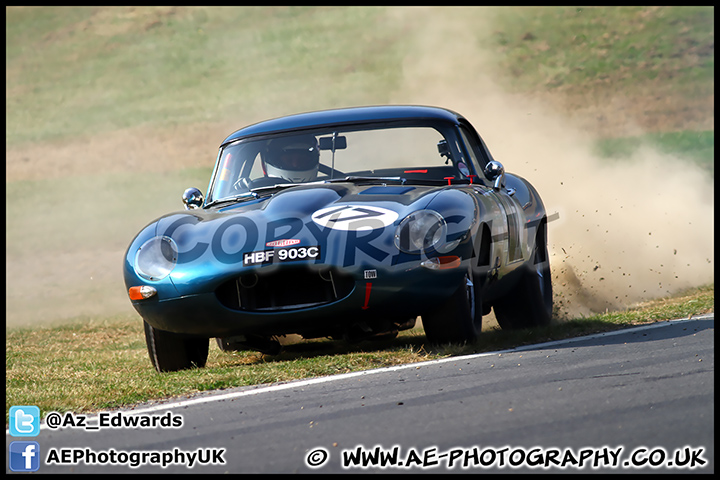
264, 135, 320, 183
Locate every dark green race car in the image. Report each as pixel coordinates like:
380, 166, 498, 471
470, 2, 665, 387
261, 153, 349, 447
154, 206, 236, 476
123, 105, 553, 372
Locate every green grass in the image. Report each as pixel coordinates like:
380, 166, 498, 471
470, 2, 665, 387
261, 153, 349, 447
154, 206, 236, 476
5, 6, 402, 146
490, 6, 714, 93
8, 7, 713, 147
5, 284, 713, 422
593, 130, 714, 176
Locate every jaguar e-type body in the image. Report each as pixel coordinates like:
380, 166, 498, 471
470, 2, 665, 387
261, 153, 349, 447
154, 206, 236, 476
123, 105, 553, 372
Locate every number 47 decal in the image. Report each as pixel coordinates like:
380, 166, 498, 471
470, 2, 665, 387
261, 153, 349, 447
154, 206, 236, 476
311, 205, 399, 231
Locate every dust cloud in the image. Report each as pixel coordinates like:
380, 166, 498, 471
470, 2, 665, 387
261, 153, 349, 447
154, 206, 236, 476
387, 7, 713, 318
6, 7, 713, 328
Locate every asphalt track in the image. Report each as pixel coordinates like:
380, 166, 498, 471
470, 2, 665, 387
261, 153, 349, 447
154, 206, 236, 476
7, 314, 714, 474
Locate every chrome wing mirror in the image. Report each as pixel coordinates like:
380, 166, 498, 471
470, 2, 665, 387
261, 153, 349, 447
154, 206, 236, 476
483, 161, 505, 190
182, 187, 204, 210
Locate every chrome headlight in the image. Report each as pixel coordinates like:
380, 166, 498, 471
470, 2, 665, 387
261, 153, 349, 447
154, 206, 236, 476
394, 210, 447, 254
134, 236, 178, 281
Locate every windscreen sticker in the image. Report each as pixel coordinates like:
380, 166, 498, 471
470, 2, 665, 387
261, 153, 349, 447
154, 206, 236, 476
311, 205, 399, 231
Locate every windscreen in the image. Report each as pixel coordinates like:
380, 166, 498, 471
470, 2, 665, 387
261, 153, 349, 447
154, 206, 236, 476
208, 124, 476, 203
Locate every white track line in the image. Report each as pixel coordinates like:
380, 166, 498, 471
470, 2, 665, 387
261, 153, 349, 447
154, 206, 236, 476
24, 314, 713, 431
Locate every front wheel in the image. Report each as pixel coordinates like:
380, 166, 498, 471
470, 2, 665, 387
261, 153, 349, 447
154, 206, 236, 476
422, 271, 483, 345
493, 225, 553, 330
144, 321, 209, 372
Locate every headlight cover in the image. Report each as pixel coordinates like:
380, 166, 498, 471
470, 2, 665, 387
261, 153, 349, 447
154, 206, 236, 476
394, 210, 448, 254
134, 236, 178, 281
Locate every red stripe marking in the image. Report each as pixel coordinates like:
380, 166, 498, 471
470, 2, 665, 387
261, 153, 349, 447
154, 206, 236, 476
362, 282, 372, 310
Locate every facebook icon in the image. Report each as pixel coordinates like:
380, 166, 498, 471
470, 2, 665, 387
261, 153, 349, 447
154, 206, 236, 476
9, 441, 40, 472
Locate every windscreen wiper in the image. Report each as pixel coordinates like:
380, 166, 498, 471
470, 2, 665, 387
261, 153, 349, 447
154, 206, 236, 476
323, 176, 407, 185
204, 192, 258, 208
249, 183, 304, 194
207, 183, 310, 207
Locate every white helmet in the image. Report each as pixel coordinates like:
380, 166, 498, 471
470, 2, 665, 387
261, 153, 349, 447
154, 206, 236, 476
264, 135, 320, 183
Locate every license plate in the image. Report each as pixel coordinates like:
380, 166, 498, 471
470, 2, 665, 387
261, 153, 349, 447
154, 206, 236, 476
243, 245, 321, 266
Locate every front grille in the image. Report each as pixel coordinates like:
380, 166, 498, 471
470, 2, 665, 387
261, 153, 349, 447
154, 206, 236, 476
215, 267, 355, 312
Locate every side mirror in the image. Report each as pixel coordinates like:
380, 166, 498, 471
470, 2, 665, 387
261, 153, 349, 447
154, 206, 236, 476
182, 187, 204, 210
483, 161, 505, 190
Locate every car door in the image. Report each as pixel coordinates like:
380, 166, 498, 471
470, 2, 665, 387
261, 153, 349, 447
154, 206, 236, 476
458, 125, 526, 276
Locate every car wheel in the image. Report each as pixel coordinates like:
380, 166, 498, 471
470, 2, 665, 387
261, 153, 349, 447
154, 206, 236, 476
493, 225, 553, 330
422, 270, 482, 345
143, 321, 209, 372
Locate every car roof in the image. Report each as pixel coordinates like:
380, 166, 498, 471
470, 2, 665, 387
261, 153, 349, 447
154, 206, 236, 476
220, 105, 467, 146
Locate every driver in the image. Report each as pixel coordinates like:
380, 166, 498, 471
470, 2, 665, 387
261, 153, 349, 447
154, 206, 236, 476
263, 134, 320, 183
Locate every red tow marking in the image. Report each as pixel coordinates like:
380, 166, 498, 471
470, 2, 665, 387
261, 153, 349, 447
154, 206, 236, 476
362, 282, 372, 310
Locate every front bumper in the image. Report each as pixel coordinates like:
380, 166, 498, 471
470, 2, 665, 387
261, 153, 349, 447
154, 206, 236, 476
130, 264, 466, 338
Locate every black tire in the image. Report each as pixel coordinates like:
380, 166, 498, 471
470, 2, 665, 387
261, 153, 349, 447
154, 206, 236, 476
144, 321, 209, 372
422, 270, 482, 345
493, 224, 553, 330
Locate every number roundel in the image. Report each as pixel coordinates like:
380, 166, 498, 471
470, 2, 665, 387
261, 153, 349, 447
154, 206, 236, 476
311, 205, 399, 231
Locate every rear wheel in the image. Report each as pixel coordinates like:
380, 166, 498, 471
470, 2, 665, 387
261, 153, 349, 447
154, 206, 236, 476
144, 321, 209, 372
422, 270, 482, 345
493, 224, 553, 330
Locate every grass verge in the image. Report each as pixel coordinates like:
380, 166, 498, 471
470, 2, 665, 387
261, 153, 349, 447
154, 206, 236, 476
490, 6, 714, 94
6, 284, 713, 424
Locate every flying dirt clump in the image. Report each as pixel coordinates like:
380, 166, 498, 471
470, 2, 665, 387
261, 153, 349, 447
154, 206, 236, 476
539, 140, 714, 318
